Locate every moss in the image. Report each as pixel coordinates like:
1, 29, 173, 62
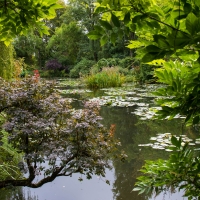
0, 42, 14, 80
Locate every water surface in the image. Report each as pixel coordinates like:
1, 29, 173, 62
1, 83, 196, 200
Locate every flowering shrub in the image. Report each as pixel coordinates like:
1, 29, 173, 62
0, 77, 126, 188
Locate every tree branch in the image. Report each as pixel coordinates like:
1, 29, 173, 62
0, 155, 77, 189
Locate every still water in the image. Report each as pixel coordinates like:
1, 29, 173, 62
1, 83, 197, 200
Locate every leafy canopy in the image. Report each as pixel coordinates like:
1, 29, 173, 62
0, 0, 62, 45
89, 0, 200, 123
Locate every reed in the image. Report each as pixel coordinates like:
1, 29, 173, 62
84, 67, 125, 89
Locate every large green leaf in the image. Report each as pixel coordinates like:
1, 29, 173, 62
153, 35, 169, 49
99, 20, 112, 30
167, 31, 191, 49
185, 12, 200, 35
183, 3, 192, 14
146, 45, 161, 52
111, 32, 117, 44
87, 30, 102, 40
124, 12, 131, 25
171, 136, 181, 148
176, 50, 199, 61
194, 1, 200, 7
100, 35, 108, 46
141, 52, 158, 63
94, 25, 105, 34
111, 13, 120, 27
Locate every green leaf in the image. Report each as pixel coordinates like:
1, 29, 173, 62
185, 112, 192, 123
171, 136, 180, 148
99, 20, 112, 30
111, 32, 117, 44
129, 24, 136, 31
111, 13, 120, 27
193, 116, 200, 124
132, 15, 142, 23
146, 45, 161, 53
142, 53, 158, 63
186, 12, 198, 35
95, 6, 106, 13
154, 35, 169, 49
94, 25, 104, 34
168, 31, 191, 48
194, 1, 200, 7
4, 40, 11, 46
176, 50, 199, 61
87, 30, 102, 40
183, 3, 192, 14
100, 35, 108, 46
126, 40, 144, 49
124, 12, 130, 25
146, 21, 160, 29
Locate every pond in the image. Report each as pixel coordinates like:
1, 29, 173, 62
1, 79, 198, 200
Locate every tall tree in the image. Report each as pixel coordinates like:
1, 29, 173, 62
13, 1, 66, 69
62, 0, 101, 61
46, 22, 83, 65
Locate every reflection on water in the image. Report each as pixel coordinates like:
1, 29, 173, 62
1, 84, 197, 200
101, 106, 191, 200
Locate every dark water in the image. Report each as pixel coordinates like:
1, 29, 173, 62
1, 84, 197, 200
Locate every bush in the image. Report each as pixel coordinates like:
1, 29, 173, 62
46, 59, 63, 71
40, 69, 67, 78
69, 58, 95, 78
119, 57, 137, 69
133, 64, 155, 84
44, 59, 68, 77
84, 67, 125, 89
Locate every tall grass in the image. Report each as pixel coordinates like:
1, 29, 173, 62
84, 67, 125, 89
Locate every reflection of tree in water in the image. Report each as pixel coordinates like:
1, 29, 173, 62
100, 105, 194, 200
0, 187, 38, 200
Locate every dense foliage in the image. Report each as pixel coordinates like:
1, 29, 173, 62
133, 136, 200, 199
69, 58, 96, 78
88, 0, 200, 199
85, 67, 125, 89
46, 59, 62, 71
0, 0, 61, 45
0, 42, 14, 80
11, 0, 137, 79
0, 77, 125, 188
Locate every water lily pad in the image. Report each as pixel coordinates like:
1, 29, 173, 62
165, 149, 173, 152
